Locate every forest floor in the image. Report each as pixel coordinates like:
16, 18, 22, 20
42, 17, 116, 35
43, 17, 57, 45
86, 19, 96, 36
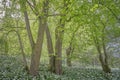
0, 54, 120, 80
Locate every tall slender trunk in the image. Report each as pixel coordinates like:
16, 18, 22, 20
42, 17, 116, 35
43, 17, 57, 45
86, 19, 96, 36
96, 43, 111, 73
29, 17, 46, 76
99, 53, 111, 73
66, 46, 72, 66
29, 0, 49, 76
101, 25, 111, 73
55, 19, 65, 75
93, 22, 111, 73
24, 11, 35, 49
24, 10, 35, 73
46, 25, 55, 72
17, 31, 28, 71
55, 28, 62, 75
66, 26, 79, 66
102, 37, 111, 73
54, 0, 70, 73
16, 20, 28, 71
66, 45, 74, 67
4, 40, 8, 54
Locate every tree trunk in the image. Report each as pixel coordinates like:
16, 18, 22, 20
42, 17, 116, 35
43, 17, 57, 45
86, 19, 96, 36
102, 40, 111, 73
24, 11, 35, 49
66, 46, 72, 66
99, 54, 111, 73
97, 45, 111, 73
16, 20, 28, 71
4, 40, 8, 54
101, 30, 111, 73
29, 17, 46, 76
55, 19, 65, 75
29, 0, 49, 75
17, 31, 28, 71
24, 10, 35, 73
22, 0, 49, 76
46, 25, 55, 72
66, 26, 79, 67
55, 29, 62, 75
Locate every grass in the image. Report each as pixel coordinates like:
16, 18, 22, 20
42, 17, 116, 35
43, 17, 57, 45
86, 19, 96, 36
0, 54, 120, 80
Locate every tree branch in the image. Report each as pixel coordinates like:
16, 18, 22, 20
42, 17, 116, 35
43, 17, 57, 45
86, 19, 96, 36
26, 0, 38, 15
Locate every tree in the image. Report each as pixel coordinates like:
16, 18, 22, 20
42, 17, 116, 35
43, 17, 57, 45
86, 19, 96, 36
54, 0, 72, 74
90, 22, 111, 73
19, 0, 49, 75
66, 26, 79, 66
45, 25, 55, 72
88, 3, 112, 72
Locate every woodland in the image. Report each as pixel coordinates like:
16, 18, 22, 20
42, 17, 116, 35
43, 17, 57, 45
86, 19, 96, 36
0, 0, 120, 80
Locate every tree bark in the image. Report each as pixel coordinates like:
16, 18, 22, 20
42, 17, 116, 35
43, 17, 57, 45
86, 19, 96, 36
102, 37, 111, 73
17, 31, 28, 71
55, 28, 62, 75
29, 0, 49, 76
4, 40, 8, 54
29, 17, 46, 76
99, 54, 111, 73
55, 19, 65, 75
66, 46, 72, 66
93, 22, 111, 73
24, 11, 35, 49
16, 20, 28, 71
66, 26, 79, 67
46, 25, 55, 72
24, 10, 35, 73
54, 0, 71, 74
96, 43, 111, 73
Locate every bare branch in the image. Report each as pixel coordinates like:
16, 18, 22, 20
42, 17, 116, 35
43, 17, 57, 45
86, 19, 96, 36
26, 0, 38, 15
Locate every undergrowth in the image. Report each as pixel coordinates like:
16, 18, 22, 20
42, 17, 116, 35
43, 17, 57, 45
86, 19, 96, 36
0, 55, 120, 80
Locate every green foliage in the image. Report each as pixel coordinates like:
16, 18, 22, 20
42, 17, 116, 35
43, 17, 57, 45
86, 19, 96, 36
0, 55, 120, 80
18, 0, 27, 12
63, 67, 120, 80
1, 0, 120, 77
